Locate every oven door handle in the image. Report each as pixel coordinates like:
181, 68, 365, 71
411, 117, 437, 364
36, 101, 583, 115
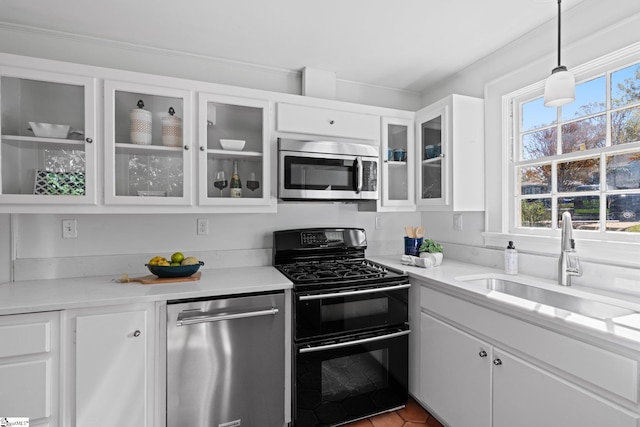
176, 307, 279, 326
298, 283, 410, 301
299, 328, 411, 354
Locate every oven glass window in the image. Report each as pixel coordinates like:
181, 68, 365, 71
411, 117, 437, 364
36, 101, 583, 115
321, 349, 388, 399
284, 156, 354, 191
321, 297, 388, 323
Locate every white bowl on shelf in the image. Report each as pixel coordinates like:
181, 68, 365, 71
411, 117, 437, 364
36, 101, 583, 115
28, 122, 73, 139
220, 139, 246, 151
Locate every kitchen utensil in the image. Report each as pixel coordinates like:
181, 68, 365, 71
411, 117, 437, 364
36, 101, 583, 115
130, 99, 152, 145
162, 107, 182, 147
28, 122, 83, 139
404, 226, 415, 237
220, 139, 246, 150
146, 261, 204, 278
415, 226, 425, 238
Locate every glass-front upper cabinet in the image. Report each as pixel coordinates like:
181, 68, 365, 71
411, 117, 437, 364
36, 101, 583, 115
104, 81, 192, 205
416, 94, 484, 211
380, 117, 415, 210
0, 66, 97, 206
198, 93, 271, 207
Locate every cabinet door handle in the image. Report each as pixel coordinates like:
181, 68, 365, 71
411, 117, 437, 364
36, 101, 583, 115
85, 137, 93, 143
478, 350, 487, 358
133, 330, 141, 337
493, 358, 502, 366
199, 146, 205, 151
329, 120, 335, 125
184, 145, 189, 150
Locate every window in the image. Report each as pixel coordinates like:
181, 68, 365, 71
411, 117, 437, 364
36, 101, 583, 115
512, 61, 640, 236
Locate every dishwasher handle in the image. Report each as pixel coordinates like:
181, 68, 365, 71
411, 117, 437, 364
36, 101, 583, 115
177, 307, 279, 326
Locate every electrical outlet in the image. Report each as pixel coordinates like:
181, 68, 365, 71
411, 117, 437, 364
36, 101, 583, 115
62, 219, 77, 239
453, 213, 463, 231
197, 218, 209, 235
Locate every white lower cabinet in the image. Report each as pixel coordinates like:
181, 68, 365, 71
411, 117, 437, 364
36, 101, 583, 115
417, 286, 640, 427
0, 311, 60, 427
65, 304, 155, 427
420, 313, 490, 427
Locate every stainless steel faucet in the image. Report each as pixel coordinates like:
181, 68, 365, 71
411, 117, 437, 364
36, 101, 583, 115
558, 211, 582, 286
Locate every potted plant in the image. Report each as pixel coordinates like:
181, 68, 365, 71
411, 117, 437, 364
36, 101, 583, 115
418, 238, 444, 266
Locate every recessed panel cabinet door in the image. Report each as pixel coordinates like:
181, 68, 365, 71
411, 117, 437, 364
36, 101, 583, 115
76, 310, 147, 427
493, 350, 640, 427
420, 313, 491, 427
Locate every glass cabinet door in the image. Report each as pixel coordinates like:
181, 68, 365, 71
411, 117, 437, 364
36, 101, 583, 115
0, 67, 97, 205
417, 105, 448, 207
381, 117, 414, 210
104, 81, 192, 205
198, 93, 271, 207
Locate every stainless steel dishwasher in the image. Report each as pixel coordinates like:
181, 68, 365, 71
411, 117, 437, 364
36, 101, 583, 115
166, 292, 285, 427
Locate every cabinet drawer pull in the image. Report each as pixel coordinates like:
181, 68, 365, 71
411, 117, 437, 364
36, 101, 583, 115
133, 330, 141, 337
493, 358, 502, 366
478, 350, 487, 358
85, 137, 93, 143
329, 120, 335, 125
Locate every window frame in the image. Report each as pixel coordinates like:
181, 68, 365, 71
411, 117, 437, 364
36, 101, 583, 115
507, 52, 640, 245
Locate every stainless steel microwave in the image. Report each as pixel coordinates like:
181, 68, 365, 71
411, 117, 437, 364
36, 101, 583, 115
278, 138, 379, 201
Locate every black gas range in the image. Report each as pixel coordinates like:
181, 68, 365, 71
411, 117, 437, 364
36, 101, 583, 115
273, 228, 410, 427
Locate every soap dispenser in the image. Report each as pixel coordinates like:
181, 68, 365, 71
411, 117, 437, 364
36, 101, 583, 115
504, 241, 518, 275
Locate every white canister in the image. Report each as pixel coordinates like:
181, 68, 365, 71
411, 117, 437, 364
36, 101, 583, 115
162, 107, 182, 147
130, 99, 152, 145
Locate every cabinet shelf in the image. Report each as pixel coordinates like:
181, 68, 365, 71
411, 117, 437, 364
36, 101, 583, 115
206, 148, 263, 159
115, 142, 184, 155
387, 160, 408, 166
2, 134, 85, 148
422, 156, 443, 166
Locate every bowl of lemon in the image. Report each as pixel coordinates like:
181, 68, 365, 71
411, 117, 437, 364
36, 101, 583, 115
146, 252, 204, 278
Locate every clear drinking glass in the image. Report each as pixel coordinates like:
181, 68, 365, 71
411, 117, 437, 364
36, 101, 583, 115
213, 171, 228, 197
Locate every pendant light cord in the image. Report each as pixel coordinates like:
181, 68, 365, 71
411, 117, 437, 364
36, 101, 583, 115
557, 0, 562, 67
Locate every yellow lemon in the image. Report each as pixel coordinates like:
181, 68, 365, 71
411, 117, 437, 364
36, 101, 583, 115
181, 256, 199, 266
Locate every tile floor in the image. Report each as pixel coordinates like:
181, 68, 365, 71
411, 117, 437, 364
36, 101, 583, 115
341, 397, 444, 427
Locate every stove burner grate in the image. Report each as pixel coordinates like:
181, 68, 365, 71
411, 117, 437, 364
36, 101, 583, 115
277, 259, 391, 284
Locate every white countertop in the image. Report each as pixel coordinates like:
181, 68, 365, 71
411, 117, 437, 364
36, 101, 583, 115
370, 255, 640, 350
0, 266, 292, 315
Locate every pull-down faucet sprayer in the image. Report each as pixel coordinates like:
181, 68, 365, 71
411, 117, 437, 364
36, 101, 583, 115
558, 211, 582, 286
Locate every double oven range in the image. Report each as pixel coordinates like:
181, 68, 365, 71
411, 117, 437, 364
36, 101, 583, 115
273, 228, 410, 427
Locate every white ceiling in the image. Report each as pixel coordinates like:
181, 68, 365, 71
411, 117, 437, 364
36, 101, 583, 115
0, 0, 586, 93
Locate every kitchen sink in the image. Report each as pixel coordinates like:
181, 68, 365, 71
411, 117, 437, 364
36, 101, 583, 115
456, 275, 636, 320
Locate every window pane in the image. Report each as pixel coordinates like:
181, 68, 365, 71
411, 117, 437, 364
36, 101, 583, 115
522, 97, 557, 132
611, 105, 640, 145
609, 193, 640, 223
557, 158, 600, 192
519, 198, 551, 228
519, 165, 551, 195
561, 115, 606, 153
561, 76, 606, 120
607, 152, 640, 190
522, 128, 557, 160
611, 63, 640, 109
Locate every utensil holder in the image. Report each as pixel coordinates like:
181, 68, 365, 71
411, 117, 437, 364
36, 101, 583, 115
404, 237, 423, 256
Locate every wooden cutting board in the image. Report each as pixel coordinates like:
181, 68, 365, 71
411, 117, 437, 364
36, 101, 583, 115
122, 271, 201, 285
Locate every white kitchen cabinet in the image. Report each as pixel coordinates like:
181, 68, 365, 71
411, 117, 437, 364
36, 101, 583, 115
415, 94, 484, 211
493, 349, 639, 427
379, 117, 415, 211
0, 65, 97, 206
198, 93, 272, 207
417, 284, 640, 426
276, 102, 379, 141
420, 312, 490, 427
0, 311, 60, 427
65, 304, 155, 427
104, 80, 193, 205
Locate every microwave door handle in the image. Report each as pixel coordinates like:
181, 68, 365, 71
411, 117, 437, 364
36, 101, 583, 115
354, 156, 363, 193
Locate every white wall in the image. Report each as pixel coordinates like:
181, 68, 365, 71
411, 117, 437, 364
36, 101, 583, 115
418, 0, 640, 258
0, 214, 10, 282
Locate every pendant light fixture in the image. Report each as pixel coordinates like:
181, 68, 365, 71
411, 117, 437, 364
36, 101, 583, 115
543, 0, 575, 107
